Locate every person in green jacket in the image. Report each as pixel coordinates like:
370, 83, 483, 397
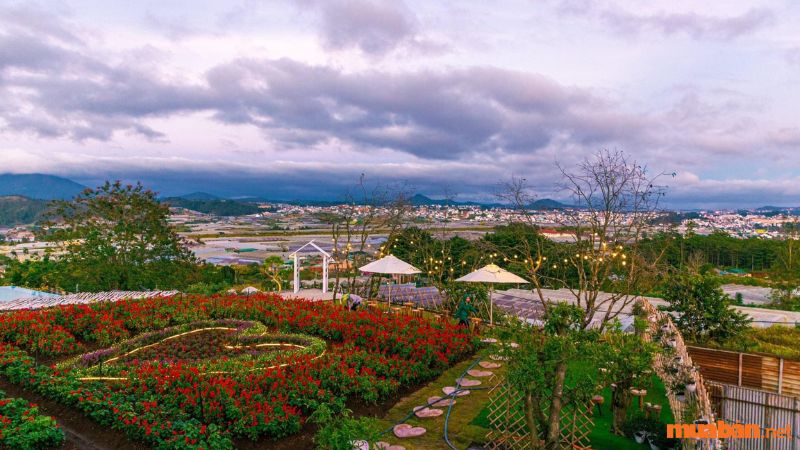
454, 294, 478, 327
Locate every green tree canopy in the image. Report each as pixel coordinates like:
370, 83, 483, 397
661, 271, 751, 343
41, 181, 198, 291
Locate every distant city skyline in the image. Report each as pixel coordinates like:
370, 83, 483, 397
1, 1, 799, 208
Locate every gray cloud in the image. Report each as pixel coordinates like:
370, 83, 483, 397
557, 2, 774, 40
297, 0, 446, 56
0, 4, 648, 161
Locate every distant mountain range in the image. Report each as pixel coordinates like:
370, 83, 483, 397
409, 194, 568, 209
0, 174, 86, 200
177, 192, 220, 201
0, 196, 51, 227
163, 196, 262, 216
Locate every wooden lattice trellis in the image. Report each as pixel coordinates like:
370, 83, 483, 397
485, 373, 594, 450
484, 297, 718, 450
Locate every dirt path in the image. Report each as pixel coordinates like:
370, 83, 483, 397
0, 377, 147, 450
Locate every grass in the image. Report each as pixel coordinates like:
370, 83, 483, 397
375, 349, 503, 450
376, 341, 675, 450
588, 375, 674, 450
469, 362, 674, 450
702, 325, 800, 360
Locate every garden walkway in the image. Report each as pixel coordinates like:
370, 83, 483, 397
377, 347, 503, 450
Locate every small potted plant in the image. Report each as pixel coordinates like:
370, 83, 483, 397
686, 376, 697, 393
671, 380, 687, 402
622, 416, 658, 445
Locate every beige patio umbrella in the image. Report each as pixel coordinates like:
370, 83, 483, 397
456, 264, 529, 325
359, 255, 421, 303
241, 286, 260, 295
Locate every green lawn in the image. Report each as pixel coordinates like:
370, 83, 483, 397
469, 364, 674, 450
376, 350, 503, 450
588, 375, 674, 450
377, 346, 674, 450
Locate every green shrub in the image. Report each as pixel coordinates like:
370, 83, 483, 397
309, 405, 381, 450
0, 390, 65, 450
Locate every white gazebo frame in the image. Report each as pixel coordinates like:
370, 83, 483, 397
289, 240, 333, 294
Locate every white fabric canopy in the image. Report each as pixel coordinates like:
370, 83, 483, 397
456, 264, 528, 324
359, 255, 420, 303
456, 264, 529, 284
359, 255, 421, 275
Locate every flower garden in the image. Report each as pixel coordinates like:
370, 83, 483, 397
0, 389, 64, 450
0, 293, 476, 449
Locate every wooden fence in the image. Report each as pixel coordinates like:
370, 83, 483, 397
639, 299, 718, 450
688, 347, 800, 398
707, 382, 800, 450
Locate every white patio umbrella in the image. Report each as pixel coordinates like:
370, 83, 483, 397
241, 286, 260, 295
456, 264, 529, 325
359, 255, 421, 303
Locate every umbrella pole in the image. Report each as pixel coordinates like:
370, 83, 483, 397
490, 285, 494, 326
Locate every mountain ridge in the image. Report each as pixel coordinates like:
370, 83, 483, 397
0, 174, 86, 200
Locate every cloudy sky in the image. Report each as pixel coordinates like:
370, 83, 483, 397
1, 0, 799, 207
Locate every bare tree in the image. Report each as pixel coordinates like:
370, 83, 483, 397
323, 175, 412, 300
495, 149, 668, 449
497, 149, 666, 327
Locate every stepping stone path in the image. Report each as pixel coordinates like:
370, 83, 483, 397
457, 378, 482, 387
393, 424, 427, 438
428, 396, 456, 407
489, 354, 509, 361
479, 361, 502, 369
481, 338, 498, 343
442, 386, 471, 397
413, 406, 444, 418
376, 442, 406, 450
467, 369, 493, 377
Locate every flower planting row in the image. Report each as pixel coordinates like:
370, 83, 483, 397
0, 293, 476, 449
0, 389, 65, 450
59, 319, 327, 379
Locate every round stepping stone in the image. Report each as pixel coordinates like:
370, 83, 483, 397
413, 406, 444, 418
442, 386, 471, 396
375, 442, 406, 450
467, 369, 493, 377
428, 396, 456, 407
479, 361, 501, 369
457, 378, 482, 387
393, 424, 427, 438
489, 354, 509, 361
481, 338, 498, 343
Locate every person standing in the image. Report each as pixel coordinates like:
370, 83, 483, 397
454, 294, 478, 327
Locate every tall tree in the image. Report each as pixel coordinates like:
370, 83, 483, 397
495, 150, 667, 449
661, 271, 751, 344
41, 181, 198, 291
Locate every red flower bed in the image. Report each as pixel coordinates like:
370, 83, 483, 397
0, 294, 475, 449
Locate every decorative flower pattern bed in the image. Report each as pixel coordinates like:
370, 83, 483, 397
0, 293, 476, 449
61, 319, 327, 379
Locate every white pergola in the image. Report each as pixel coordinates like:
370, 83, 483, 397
289, 240, 333, 294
